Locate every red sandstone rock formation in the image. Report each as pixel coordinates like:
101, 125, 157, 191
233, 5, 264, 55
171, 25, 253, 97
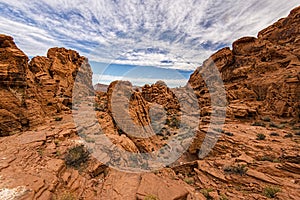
0, 35, 93, 136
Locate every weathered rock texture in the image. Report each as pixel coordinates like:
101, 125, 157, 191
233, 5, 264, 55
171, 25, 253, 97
189, 6, 300, 122
0, 35, 93, 136
94, 80, 181, 154
0, 6, 300, 200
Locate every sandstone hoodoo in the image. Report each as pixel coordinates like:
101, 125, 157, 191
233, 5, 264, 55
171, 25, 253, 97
0, 6, 300, 200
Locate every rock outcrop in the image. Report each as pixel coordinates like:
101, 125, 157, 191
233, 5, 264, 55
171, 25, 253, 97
0, 35, 93, 136
189, 6, 300, 122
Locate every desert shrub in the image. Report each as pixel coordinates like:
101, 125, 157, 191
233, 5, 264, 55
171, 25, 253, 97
252, 121, 266, 127
270, 132, 280, 137
200, 188, 214, 200
224, 164, 248, 175
213, 128, 224, 133
259, 155, 279, 163
256, 133, 266, 140
64, 145, 90, 168
292, 126, 300, 130
263, 186, 280, 198
85, 137, 96, 143
54, 117, 63, 121
224, 132, 234, 136
219, 194, 228, 200
144, 194, 159, 200
259, 156, 273, 162
55, 192, 76, 200
93, 102, 106, 111
184, 177, 195, 185
166, 116, 180, 128
262, 116, 271, 122
270, 122, 285, 129
37, 149, 44, 157
284, 133, 293, 138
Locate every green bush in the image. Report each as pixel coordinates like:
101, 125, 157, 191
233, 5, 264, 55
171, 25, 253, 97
64, 145, 90, 168
219, 194, 229, 200
224, 164, 248, 175
144, 194, 159, 200
263, 186, 280, 198
200, 188, 214, 200
61, 193, 76, 200
184, 177, 195, 185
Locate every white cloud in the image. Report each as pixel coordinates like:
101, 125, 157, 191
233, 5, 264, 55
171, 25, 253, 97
93, 74, 188, 88
0, 0, 299, 70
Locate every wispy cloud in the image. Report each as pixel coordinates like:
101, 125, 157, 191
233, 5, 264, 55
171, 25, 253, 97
0, 0, 299, 70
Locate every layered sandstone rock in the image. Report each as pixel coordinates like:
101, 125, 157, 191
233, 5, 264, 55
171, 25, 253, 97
189, 6, 300, 122
0, 34, 31, 135
0, 35, 93, 136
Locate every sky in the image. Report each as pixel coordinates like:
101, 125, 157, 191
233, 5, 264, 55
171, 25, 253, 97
0, 0, 299, 87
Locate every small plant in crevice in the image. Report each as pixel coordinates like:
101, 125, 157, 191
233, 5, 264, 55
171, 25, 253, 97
55, 150, 61, 157
219, 194, 229, 200
259, 155, 274, 162
85, 136, 96, 143
259, 155, 280, 163
270, 132, 280, 137
37, 148, 44, 157
144, 194, 159, 200
224, 132, 234, 136
292, 126, 300, 130
54, 139, 60, 146
54, 117, 63, 121
184, 177, 195, 185
270, 122, 285, 129
263, 185, 280, 198
261, 116, 271, 122
64, 145, 90, 169
224, 164, 248, 176
284, 133, 293, 138
166, 116, 180, 129
256, 133, 266, 140
200, 188, 214, 200
251, 121, 266, 127
58, 192, 76, 200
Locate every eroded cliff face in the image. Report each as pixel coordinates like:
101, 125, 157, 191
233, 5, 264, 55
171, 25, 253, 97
189, 6, 300, 122
0, 35, 93, 136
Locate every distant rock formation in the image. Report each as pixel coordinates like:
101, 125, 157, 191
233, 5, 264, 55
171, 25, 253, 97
94, 83, 109, 92
0, 35, 93, 136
